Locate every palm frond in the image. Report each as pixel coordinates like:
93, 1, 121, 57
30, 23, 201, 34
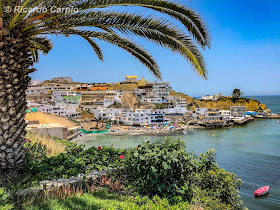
61, 29, 161, 79
2, 0, 211, 79
29, 11, 206, 78
76, 0, 211, 48
80, 36, 104, 61
30, 37, 53, 55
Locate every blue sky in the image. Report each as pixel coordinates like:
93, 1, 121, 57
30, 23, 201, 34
32, 0, 280, 97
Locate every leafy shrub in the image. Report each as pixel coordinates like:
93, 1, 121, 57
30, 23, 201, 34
25, 141, 47, 161
20, 135, 244, 209
117, 138, 195, 199
116, 138, 244, 209
0, 188, 13, 210
22, 140, 127, 184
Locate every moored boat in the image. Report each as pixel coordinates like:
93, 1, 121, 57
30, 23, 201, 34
254, 185, 269, 196
277, 120, 280, 123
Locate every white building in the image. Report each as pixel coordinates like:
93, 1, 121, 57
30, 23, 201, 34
201, 93, 222, 101
52, 91, 81, 107
44, 84, 73, 93
204, 111, 226, 125
201, 95, 214, 100
90, 107, 184, 126
230, 106, 246, 118
167, 96, 187, 108
220, 110, 231, 120
121, 109, 150, 125
140, 96, 164, 104
148, 114, 171, 125
26, 86, 45, 95
134, 83, 154, 96
90, 108, 122, 121
195, 108, 208, 115
90, 108, 150, 125
154, 107, 187, 115
104, 90, 123, 107
153, 81, 171, 99
38, 105, 80, 118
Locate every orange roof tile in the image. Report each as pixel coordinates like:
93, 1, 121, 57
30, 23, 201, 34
91, 87, 107, 91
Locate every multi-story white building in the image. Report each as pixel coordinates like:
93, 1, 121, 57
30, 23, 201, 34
167, 96, 187, 108
148, 114, 171, 125
52, 91, 81, 107
90, 107, 184, 125
121, 109, 150, 125
153, 81, 171, 99
90, 108, 122, 121
140, 96, 164, 104
204, 111, 226, 125
26, 86, 45, 95
104, 90, 123, 107
38, 105, 80, 118
230, 106, 246, 118
220, 110, 231, 120
90, 108, 151, 125
201, 93, 222, 101
193, 108, 209, 120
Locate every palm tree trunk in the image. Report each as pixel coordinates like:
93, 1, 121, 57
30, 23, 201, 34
0, 37, 34, 169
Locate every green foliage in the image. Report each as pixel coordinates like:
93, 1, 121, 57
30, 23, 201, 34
24, 188, 192, 210
9, 136, 245, 209
116, 138, 244, 209
232, 89, 244, 99
0, 188, 13, 210
25, 141, 47, 161
22, 137, 126, 184
117, 138, 193, 199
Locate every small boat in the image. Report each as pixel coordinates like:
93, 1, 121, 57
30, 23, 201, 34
277, 120, 280, 123
254, 185, 269, 196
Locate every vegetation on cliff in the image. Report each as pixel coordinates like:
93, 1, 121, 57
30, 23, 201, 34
170, 91, 266, 111
0, 134, 245, 209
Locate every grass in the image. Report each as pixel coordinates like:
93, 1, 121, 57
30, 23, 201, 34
23, 189, 193, 210
26, 132, 66, 157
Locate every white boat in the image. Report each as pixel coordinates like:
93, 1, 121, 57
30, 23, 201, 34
277, 120, 280, 123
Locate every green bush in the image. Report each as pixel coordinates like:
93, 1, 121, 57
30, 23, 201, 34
18, 136, 244, 209
116, 138, 244, 209
117, 138, 194, 200
25, 141, 47, 161
22, 140, 127, 184
0, 188, 13, 210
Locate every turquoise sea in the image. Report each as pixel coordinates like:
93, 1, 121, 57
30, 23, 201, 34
77, 96, 280, 210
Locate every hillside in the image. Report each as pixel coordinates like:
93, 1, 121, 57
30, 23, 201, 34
203, 97, 266, 111
121, 93, 139, 109
169, 91, 206, 110
170, 91, 266, 111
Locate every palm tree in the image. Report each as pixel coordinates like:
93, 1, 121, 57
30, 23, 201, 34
0, 0, 210, 169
